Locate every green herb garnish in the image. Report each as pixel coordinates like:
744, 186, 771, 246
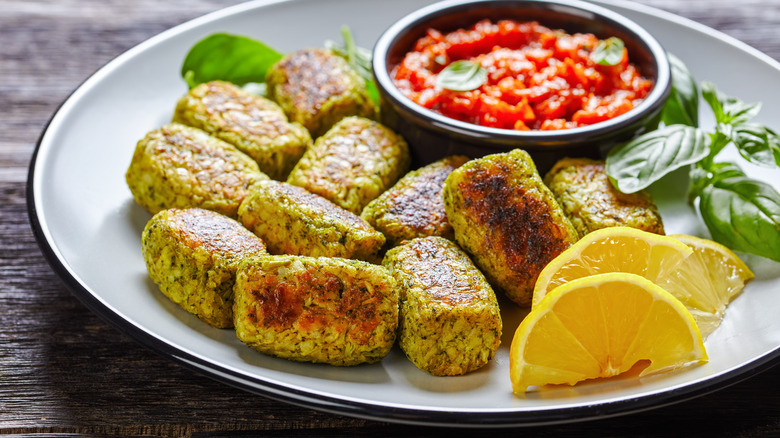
325, 26, 379, 104
698, 165, 780, 262
181, 33, 283, 89
591, 37, 625, 66
606, 57, 780, 262
662, 53, 699, 127
436, 60, 487, 91
606, 125, 709, 194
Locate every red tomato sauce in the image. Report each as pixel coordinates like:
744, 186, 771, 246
391, 20, 653, 131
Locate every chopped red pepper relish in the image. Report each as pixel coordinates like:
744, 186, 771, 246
391, 19, 654, 131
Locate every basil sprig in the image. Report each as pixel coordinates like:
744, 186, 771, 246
730, 123, 780, 167
701, 81, 762, 126
436, 60, 487, 91
591, 37, 625, 66
181, 33, 282, 89
662, 53, 699, 127
324, 26, 379, 104
606, 125, 709, 194
697, 165, 780, 261
606, 56, 780, 262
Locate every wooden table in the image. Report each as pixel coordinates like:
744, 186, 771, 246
3, 0, 779, 435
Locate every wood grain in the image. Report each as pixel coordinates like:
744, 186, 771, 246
1, 0, 779, 436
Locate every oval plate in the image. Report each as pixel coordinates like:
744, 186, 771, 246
27, 0, 780, 427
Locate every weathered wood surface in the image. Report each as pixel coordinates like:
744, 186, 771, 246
1, 0, 778, 436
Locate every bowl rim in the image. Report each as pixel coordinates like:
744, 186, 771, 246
372, 0, 672, 144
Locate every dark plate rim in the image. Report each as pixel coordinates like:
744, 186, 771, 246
25, 0, 780, 427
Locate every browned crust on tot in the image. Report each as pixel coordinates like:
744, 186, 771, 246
125, 123, 268, 218
266, 49, 375, 138
361, 155, 469, 245
164, 207, 267, 256
173, 80, 310, 180
237, 180, 385, 260
141, 208, 267, 328
443, 149, 578, 306
233, 255, 399, 365
543, 157, 665, 237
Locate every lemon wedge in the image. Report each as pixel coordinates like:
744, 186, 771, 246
657, 234, 754, 337
510, 272, 708, 394
531, 227, 754, 338
532, 227, 693, 307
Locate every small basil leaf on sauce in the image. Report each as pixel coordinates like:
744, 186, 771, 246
662, 53, 699, 127
606, 124, 710, 193
436, 60, 487, 91
325, 26, 379, 104
181, 33, 283, 89
701, 81, 762, 126
590, 37, 625, 66
729, 123, 780, 167
699, 171, 780, 262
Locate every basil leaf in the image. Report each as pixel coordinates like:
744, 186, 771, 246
729, 122, 780, 168
699, 172, 780, 262
181, 33, 283, 89
709, 162, 748, 182
662, 53, 699, 127
591, 37, 625, 66
701, 81, 761, 126
436, 60, 487, 91
689, 162, 746, 201
325, 26, 379, 104
704, 124, 735, 164
606, 125, 710, 193
688, 166, 711, 203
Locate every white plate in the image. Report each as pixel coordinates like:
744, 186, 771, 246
28, 0, 780, 426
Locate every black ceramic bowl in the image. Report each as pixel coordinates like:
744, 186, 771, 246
372, 0, 671, 172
